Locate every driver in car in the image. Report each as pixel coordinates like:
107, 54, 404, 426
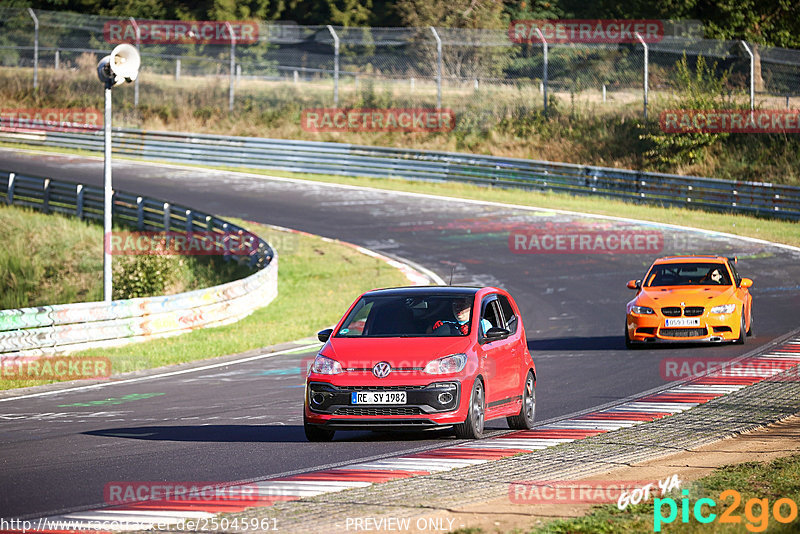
431, 298, 492, 335
431, 298, 472, 335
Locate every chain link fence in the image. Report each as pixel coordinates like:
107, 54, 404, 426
1, 7, 799, 121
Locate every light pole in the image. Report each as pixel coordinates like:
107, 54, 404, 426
96, 44, 140, 302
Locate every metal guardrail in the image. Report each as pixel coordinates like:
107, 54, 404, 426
0, 171, 278, 358
3, 126, 799, 220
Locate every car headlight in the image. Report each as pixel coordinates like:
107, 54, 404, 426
710, 303, 736, 314
310, 354, 343, 375
631, 305, 655, 315
424, 353, 467, 375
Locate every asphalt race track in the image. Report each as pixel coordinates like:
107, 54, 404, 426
1, 149, 799, 519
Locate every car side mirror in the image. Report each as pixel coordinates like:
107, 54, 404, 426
317, 328, 333, 342
627, 280, 641, 290
484, 327, 510, 341
740, 278, 753, 288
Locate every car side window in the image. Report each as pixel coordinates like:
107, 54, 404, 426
497, 295, 518, 334
481, 299, 502, 334
728, 260, 742, 286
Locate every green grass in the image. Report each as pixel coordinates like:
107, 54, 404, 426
0, 205, 253, 308
0, 205, 104, 308
0, 220, 409, 390
523, 453, 800, 533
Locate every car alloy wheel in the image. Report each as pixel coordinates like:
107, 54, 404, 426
455, 378, 485, 439
507, 370, 536, 430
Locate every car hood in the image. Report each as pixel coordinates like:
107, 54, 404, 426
635, 286, 736, 308
323, 336, 471, 369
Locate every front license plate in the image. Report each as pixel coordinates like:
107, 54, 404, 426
351, 391, 407, 404
665, 318, 700, 327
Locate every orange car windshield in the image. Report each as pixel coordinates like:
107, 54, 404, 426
645, 263, 732, 287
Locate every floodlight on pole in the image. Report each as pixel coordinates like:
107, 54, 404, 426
96, 43, 140, 302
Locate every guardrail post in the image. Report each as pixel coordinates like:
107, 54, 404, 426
635, 32, 648, 119
163, 202, 171, 230
185, 209, 193, 232
206, 215, 213, 231
534, 28, 548, 115
741, 40, 755, 111
129, 17, 141, 108
226, 21, 236, 112
327, 25, 340, 107
136, 196, 144, 229
42, 178, 50, 214
430, 27, 442, 109
27, 8, 39, 90
7, 173, 15, 205
76, 184, 84, 219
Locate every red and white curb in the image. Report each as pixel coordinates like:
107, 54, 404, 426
15, 338, 800, 532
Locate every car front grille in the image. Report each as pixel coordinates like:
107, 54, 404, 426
661, 307, 681, 317
334, 407, 423, 416
660, 328, 708, 338
347, 385, 426, 391
684, 307, 704, 316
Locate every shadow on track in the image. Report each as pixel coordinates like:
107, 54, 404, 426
84, 425, 308, 442
83, 425, 462, 443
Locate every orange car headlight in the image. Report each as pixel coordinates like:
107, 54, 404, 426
710, 304, 736, 314
631, 305, 655, 315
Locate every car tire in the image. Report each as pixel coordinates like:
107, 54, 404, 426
455, 378, 485, 439
625, 324, 640, 350
507, 371, 536, 430
304, 416, 335, 442
735, 314, 746, 345
747, 312, 753, 337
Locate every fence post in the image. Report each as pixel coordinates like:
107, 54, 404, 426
129, 17, 140, 108
175, 58, 181, 80
225, 21, 236, 112
76, 184, 84, 219
42, 178, 50, 214
430, 27, 442, 109
7, 173, 15, 205
27, 8, 39, 90
741, 40, 755, 111
55, 49, 60, 70
327, 25, 340, 107
136, 196, 144, 229
163, 202, 171, 230
635, 32, 648, 119
534, 28, 548, 115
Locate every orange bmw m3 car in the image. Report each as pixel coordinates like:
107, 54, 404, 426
625, 256, 753, 348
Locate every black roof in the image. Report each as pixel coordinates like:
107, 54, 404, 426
363, 286, 482, 297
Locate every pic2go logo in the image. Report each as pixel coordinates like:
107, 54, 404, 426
654, 489, 799, 532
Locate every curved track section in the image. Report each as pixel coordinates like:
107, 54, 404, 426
1, 149, 799, 519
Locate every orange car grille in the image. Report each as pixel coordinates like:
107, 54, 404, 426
660, 327, 708, 338
661, 306, 704, 317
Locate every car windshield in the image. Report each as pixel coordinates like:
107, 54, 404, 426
336, 294, 475, 337
644, 263, 732, 287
